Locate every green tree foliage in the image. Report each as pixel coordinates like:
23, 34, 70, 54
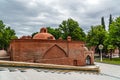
103, 31, 115, 50
59, 18, 86, 41
101, 16, 106, 29
0, 20, 17, 50
86, 25, 106, 47
109, 16, 120, 57
31, 32, 38, 38
47, 27, 61, 39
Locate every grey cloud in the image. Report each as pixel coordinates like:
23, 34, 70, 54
0, 0, 120, 37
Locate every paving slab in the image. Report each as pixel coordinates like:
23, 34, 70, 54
0, 60, 99, 72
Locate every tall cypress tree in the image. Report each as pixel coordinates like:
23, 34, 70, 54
108, 14, 113, 30
101, 16, 106, 30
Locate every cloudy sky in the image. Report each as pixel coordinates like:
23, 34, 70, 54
0, 0, 120, 37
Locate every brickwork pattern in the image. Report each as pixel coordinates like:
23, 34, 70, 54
9, 39, 94, 66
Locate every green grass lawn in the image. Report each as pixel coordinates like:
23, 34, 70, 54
95, 58, 120, 65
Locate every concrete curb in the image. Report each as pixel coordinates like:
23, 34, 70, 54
0, 60, 100, 72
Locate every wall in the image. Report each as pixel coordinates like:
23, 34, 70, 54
9, 39, 94, 66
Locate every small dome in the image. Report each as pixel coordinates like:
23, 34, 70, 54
33, 27, 55, 40
84, 47, 89, 51
20, 35, 32, 39
0, 50, 7, 57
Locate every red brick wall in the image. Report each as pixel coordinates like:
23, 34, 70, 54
9, 39, 94, 66
37, 58, 73, 65
43, 45, 67, 59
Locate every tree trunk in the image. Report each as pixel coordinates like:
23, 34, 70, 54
119, 48, 120, 58
110, 49, 112, 60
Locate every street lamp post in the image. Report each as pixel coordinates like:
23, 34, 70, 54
98, 44, 103, 62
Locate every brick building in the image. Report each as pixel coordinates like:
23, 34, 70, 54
9, 27, 94, 66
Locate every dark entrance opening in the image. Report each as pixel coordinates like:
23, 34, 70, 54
86, 56, 91, 65
73, 60, 77, 66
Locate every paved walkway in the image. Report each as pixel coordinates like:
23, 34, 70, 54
0, 62, 120, 80
96, 62, 120, 80
0, 60, 99, 71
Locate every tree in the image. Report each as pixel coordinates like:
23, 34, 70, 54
101, 16, 106, 29
31, 32, 38, 38
86, 25, 106, 47
108, 14, 113, 30
86, 25, 106, 54
0, 20, 17, 50
104, 32, 115, 59
59, 18, 86, 41
47, 27, 61, 39
107, 45, 115, 60
109, 16, 120, 58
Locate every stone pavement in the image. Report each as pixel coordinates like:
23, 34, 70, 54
0, 62, 120, 80
0, 60, 99, 72
96, 62, 120, 79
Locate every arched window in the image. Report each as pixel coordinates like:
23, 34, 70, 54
44, 29, 47, 33
86, 55, 91, 65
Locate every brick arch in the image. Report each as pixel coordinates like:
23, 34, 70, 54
43, 44, 67, 59
85, 55, 91, 65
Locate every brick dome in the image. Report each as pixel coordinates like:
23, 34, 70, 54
33, 27, 55, 40
0, 50, 7, 57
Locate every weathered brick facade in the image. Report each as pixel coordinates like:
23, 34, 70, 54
8, 27, 94, 66
9, 39, 94, 66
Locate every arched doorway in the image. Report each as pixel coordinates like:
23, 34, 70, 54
86, 55, 91, 65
